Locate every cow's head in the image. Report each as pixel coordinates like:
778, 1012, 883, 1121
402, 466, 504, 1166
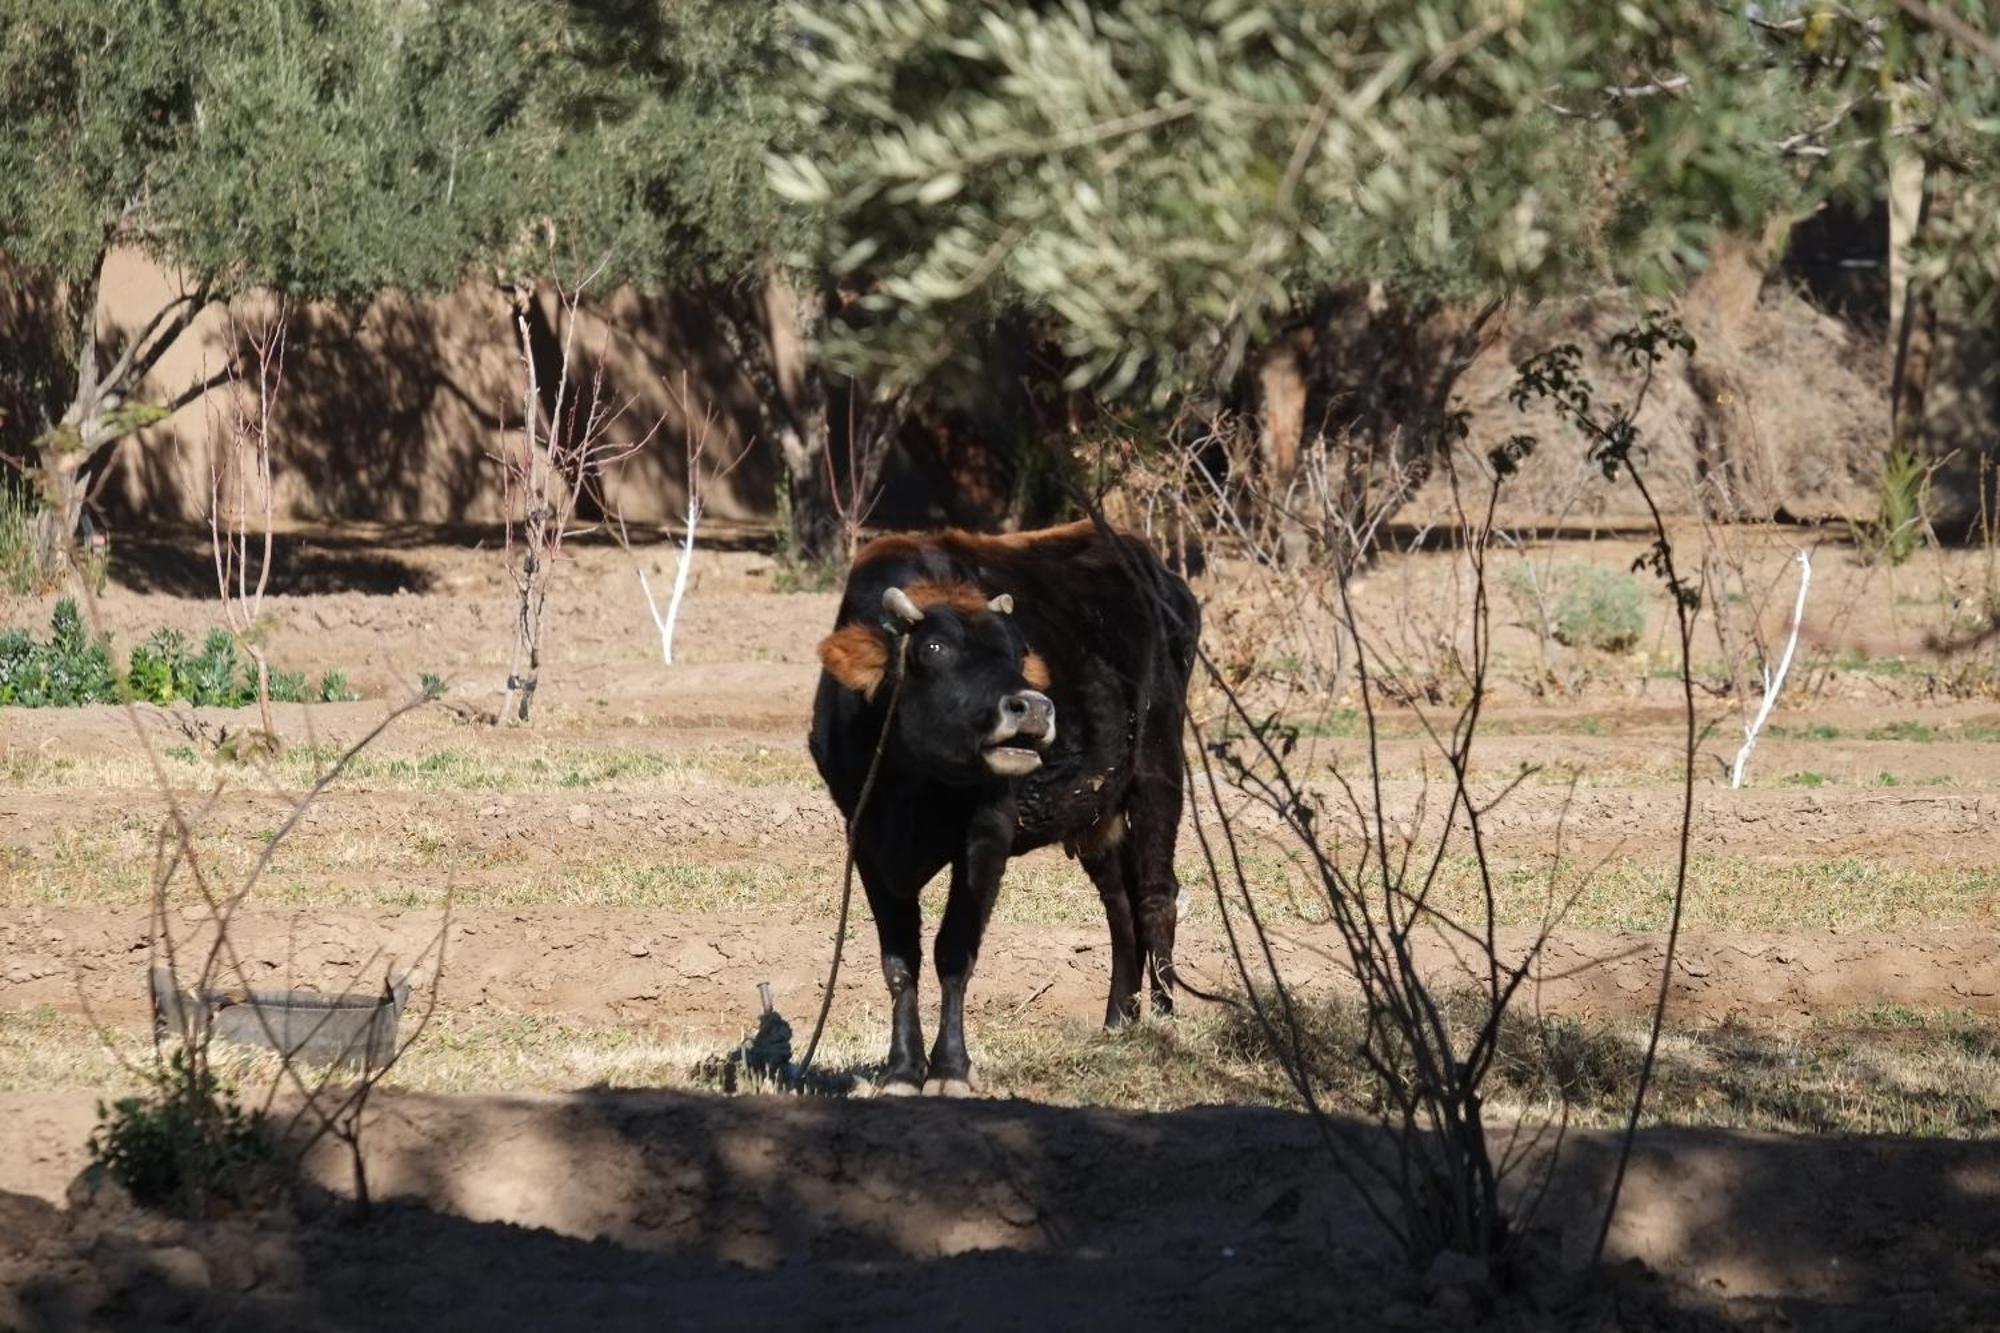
819, 581, 1054, 783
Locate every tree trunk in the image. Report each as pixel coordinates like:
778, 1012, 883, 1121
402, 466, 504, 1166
761, 275, 841, 566
30, 269, 109, 580
1680, 227, 1783, 518
1256, 330, 1310, 566
1891, 160, 1999, 541
27, 251, 212, 579
28, 442, 90, 580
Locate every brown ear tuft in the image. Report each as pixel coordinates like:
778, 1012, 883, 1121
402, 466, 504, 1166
905, 578, 990, 616
1021, 649, 1051, 691
820, 625, 889, 699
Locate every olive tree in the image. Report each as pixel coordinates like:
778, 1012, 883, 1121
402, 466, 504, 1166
0, 0, 540, 574
772, 0, 1879, 514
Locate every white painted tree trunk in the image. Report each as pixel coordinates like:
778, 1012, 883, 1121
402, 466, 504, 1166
637, 495, 701, 666
1730, 550, 1812, 790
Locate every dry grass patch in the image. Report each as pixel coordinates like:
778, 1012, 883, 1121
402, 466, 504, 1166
0, 741, 819, 795
1269, 854, 2000, 933
3, 1000, 1991, 1140
7, 819, 1997, 936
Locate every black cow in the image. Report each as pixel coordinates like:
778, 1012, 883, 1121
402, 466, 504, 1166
809, 520, 1199, 1095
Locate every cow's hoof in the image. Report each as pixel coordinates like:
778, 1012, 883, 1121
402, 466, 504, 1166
877, 1078, 923, 1097
922, 1076, 974, 1098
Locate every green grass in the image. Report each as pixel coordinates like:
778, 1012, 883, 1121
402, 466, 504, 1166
1833, 651, 1919, 678
1781, 770, 1827, 788
1866, 720, 1936, 743
1766, 722, 1842, 741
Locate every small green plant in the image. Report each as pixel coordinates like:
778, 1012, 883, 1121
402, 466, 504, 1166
418, 672, 446, 701
317, 669, 357, 703
1504, 560, 1646, 653
1863, 444, 1928, 567
1874, 771, 1901, 788
87, 1045, 273, 1214
3, 615, 360, 710
1782, 770, 1827, 788
0, 598, 119, 705
267, 668, 308, 703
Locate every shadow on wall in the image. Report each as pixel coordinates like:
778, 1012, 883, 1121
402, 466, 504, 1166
0, 262, 70, 457
91, 277, 779, 531
1901, 312, 2000, 543
270, 296, 507, 526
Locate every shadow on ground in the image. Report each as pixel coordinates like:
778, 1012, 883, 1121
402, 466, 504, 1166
107, 531, 437, 599
6, 1089, 1996, 1331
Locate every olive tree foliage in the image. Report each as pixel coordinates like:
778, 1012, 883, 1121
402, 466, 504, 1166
499, 1, 807, 290
773, 0, 1874, 417
1883, 2, 2000, 312
0, 0, 541, 573
509, 2, 847, 567
1868, 2, 2000, 537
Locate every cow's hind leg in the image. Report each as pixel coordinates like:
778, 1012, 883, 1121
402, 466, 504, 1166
1076, 817, 1142, 1029
925, 805, 1011, 1095
859, 850, 935, 1095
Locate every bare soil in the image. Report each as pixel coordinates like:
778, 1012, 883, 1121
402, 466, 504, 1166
2, 527, 1997, 1328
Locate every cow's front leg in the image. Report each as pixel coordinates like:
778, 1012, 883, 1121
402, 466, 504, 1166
926, 803, 1011, 1096
859, 852, 928, 1095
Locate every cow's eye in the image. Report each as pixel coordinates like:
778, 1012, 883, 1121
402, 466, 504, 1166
920, 639, 945, 658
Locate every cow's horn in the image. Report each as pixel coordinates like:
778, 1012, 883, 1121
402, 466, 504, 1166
883, 586, 923, 625
986, 593, 1014, 615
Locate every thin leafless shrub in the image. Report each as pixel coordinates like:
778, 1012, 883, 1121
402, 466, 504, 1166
492, 273, 665, 722
1102, 313, 1701, 1280
604, 374, 754, 667
831, 386, 908, 564
205, 301, 290, 748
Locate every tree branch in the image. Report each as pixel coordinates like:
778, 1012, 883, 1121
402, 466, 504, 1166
123, 277, 218, 391
97, 279, 212, 400
164, 364, 235, 417
1893, 0, 2000, 68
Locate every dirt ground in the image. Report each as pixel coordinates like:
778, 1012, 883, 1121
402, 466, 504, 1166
2, 524, 1998, 1328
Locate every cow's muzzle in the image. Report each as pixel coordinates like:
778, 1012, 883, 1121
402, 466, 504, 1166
984, 690, 1055, 776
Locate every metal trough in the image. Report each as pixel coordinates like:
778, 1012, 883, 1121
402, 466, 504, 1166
150, 966, 410, 1072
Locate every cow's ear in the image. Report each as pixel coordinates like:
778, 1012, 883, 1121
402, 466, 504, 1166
1022, 649, 1051, 691
820, 624, 889, 699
